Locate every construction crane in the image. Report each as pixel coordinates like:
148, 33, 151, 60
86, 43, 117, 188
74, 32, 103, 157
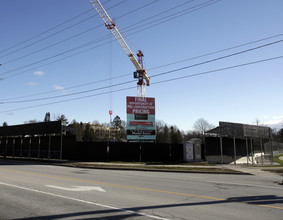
89, 0, 150, 97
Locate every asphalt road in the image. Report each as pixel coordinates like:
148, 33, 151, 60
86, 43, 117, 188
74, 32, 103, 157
0, 160, 282, 220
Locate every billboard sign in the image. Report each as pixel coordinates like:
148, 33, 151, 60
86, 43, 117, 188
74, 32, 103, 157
218, 121, 270, 138
126, 96, 156, 142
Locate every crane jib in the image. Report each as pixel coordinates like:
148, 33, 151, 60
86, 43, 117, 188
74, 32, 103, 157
90, 0, 150, 94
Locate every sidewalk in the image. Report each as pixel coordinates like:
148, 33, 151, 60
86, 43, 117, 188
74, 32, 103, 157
222, 164, 283, 177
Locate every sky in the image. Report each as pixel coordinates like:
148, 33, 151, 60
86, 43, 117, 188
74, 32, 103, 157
0, 0, 283, 132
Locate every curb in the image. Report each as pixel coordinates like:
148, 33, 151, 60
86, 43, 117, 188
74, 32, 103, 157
60, 163, 253, 175
1, 157, 252, 175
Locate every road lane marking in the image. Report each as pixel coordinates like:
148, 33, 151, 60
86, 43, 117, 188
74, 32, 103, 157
0, 181, 169, 220
46, 185, 105, 192
1, 167, 283, 210
207, 180, 283, 190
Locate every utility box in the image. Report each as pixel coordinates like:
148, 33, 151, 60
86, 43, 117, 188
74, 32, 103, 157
183, 139, 202, 162
191, 138, 202, 161
183, 141, 194, 162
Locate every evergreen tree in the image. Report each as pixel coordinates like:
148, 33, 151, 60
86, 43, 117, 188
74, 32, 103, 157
112, 115, 126, 141
82, 123, 95, 142
44, 112, 51, 122
112, 115, 122, 129
57, 114, 69, 126
68, 120, 83, 141
162, 125, 170, 143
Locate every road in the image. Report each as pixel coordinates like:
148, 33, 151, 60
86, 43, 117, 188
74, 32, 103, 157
0, 160, 282, 220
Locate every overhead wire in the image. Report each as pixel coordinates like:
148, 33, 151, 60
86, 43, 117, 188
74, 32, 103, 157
2, 0, 160, 66
148, 33, 283, 71
0, 0, 219, 78
1, 38, 283, 104
0, 8, 94, 55
0, 0, 114, 55
0, 0, 125, 59
1, 33, 283, 101
121, 0, 221, 38
1, 54, 282, 113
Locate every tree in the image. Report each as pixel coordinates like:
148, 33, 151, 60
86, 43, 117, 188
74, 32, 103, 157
163, 125, 170, 143
44, 112, 51, 122
156, 120, 165, 143
2, 122, 8, 127
278, 128, 283, 142
68, 120, 84, 141
82, 123, 96, 142
112, 115, 126, 141
57, 114, 68, 126
112, 115, 122, 129
24, 119, 39, 124
253, 117, 262, 126
170, 126, 183, 144
183, 130, 199, 142
193, 118, 214, 142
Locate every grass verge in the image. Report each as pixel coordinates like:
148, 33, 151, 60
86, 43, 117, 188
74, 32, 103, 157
273, 154, 283, 166
261, 154, 283, 174
69, 163, 241, 173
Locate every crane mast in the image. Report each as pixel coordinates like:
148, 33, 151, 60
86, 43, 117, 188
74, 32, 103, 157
89, 0, 150, 97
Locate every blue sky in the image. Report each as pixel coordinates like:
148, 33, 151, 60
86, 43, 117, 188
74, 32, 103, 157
0, 0, 283, 131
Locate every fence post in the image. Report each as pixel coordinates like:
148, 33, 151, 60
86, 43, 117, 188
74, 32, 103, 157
107, 142, 109, 162
269, 128, 273, 165
250, 138, 254, 165
233, 136, 237, 165
60, 123, 63, 159
220, 136, 223, 165
139, 143, 142, 163
20, 136, 23, 157
38, 136, 41, 158
13, 138, 15, 157
260, 139, 263, 165
5, 138, 8, 158
48, 135, 51, 159
246, 138, 249, 166
169, 144, 172, 160
28, 136, 31, 158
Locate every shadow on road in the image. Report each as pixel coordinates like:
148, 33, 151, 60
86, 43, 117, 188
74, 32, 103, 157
14, 195, 283, 220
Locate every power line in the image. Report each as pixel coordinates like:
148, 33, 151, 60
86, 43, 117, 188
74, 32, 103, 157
152, 55, 283, 85
0, 8, 94, 55
1, 42, 283, 104
1, 54, 282, 113
122, 0, 221, 36
0, 73, 130, 101
0, 79, 135, 104
0, 0, 126, 59
1, 35, 283, 101
150, 39, 283, 78
148, 33, 283, 71
2, 0, 160, 66
0, 0, 219, 77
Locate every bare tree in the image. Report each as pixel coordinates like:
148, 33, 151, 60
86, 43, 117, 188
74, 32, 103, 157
254, 117, 261, 126
193, 118, 214, 142
24, 119, 39, 124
